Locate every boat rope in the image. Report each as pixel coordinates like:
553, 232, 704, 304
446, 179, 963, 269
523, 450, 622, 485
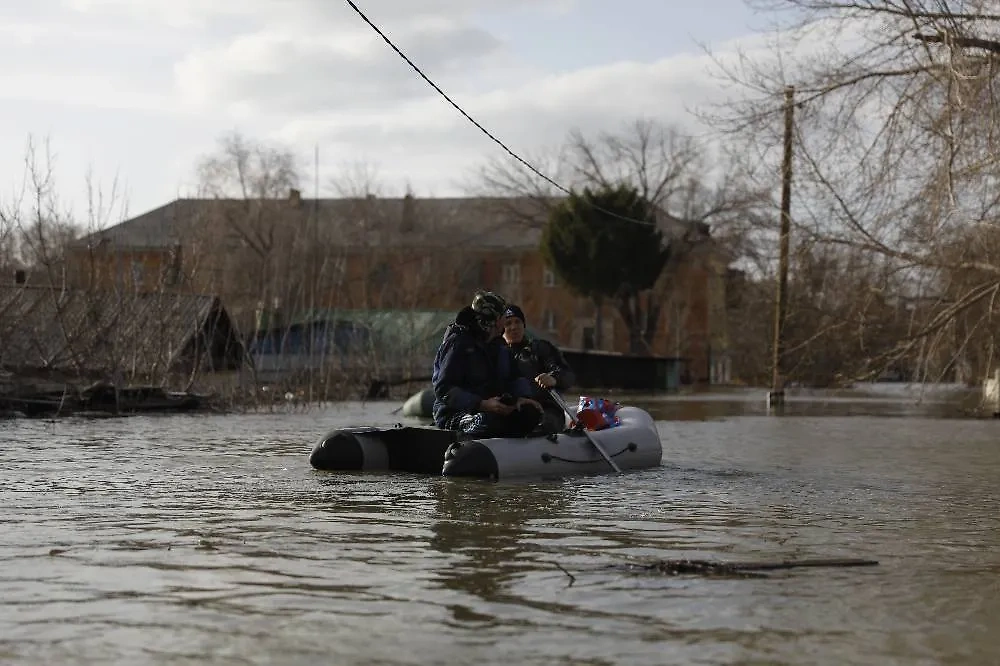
540, 442, 637, 465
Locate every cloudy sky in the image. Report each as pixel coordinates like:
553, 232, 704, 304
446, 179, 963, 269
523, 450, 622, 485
1, 0, 768, 220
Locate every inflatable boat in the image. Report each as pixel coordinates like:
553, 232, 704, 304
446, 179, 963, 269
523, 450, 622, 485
308, 406, 662, 479
400, 387, 434, 418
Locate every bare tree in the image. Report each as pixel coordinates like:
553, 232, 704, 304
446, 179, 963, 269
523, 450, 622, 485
1, 138, 82, 282
198, 131, 300, 200
328, 159, 387, 199
475, 119, 714, 225
567, 120, 704, 209
702, 0, 1000, 384
193, 132, 304, 317
477, 119, 765, 366
0, 137, 213, 403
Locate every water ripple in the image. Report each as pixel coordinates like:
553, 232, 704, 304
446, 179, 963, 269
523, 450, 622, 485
2, 403, 1000, 664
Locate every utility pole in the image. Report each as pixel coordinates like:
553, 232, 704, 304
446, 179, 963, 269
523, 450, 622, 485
310, 143, 320, 404
912, 31, 1000, 54
768, 85, 795, 410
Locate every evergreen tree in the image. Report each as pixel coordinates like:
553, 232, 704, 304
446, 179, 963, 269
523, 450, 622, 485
541, 185, 670, 353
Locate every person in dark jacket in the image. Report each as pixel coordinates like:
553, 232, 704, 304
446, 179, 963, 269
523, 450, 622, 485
432, 290, 543, 438
502, 304, 577, 434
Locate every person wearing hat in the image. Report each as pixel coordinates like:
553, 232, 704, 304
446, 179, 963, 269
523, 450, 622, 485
502, 304, 576, 434
431, 290, 543, 438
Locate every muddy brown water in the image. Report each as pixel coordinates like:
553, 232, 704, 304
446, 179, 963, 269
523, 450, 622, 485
2, 387, 998, 665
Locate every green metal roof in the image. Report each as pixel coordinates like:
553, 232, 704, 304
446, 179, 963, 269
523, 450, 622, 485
258, 307, 556, 358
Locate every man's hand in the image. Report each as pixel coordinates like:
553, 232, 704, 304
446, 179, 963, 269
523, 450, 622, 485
480, 396, 514, 415
534, 373, 556, 389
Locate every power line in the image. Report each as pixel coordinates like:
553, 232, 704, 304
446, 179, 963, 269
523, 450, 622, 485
344, 0, 657, 228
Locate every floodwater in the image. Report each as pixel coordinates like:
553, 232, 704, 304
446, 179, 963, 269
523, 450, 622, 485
2, 386, 999, 665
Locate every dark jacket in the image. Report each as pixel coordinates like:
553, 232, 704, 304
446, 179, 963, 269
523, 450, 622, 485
508, 337, 576, 401
432, 306, 533, 427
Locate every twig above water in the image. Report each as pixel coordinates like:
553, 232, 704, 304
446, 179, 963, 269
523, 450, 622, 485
550, 561, 577, 587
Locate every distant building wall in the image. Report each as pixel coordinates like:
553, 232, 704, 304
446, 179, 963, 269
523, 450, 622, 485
66, 195, 732, 383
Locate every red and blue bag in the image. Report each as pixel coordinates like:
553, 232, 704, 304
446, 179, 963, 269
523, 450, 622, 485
575, 396, 622, 431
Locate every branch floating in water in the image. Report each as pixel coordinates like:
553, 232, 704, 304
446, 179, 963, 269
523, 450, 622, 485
631, 557, 879, 578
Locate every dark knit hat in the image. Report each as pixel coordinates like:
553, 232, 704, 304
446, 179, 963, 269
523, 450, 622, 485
504, 304, 526, 324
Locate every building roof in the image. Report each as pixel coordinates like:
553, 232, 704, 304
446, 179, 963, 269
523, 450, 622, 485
78, 200, 192, 249
0, 286, 242, 376
76, 194, 699, 252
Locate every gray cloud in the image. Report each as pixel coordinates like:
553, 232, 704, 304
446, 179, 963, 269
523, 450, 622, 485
63, 0, 572, 28
266, 53, 733, 197
280, 54, 727, 151
174, 20, 505, 112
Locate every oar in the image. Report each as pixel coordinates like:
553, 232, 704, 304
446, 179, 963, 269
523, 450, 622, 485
547, 389, 622, 474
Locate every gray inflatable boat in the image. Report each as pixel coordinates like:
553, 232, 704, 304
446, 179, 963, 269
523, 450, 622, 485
308, 406, 662, 479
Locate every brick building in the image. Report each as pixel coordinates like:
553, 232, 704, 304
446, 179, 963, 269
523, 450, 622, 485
66, 190, 732, 383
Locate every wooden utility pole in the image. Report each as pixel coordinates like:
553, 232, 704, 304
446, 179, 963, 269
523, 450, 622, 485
768, 86, 795, 409
912, 31, 1000, 54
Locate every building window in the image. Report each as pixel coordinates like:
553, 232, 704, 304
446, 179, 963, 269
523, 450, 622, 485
165, 244, 181, 286
543, 268, 556, 287
501, 262, 520, 285
543, 309, 557, 331
131, 260, 144, 288
330, 256, 347, 280
369, 261, 391, 288
458, 259, 484, 291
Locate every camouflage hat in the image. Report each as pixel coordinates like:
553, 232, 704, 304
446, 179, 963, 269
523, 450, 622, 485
471, 290, 506, 321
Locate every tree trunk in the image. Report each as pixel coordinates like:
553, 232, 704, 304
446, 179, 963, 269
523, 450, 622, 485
594, 298, 603, 350
630, 328, 643, 355
644, 293, 662, 355
614, 293, 646, 355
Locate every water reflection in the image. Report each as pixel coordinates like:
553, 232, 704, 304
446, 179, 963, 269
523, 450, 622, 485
427, 479, 570, 609
628, 385, 981, 421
